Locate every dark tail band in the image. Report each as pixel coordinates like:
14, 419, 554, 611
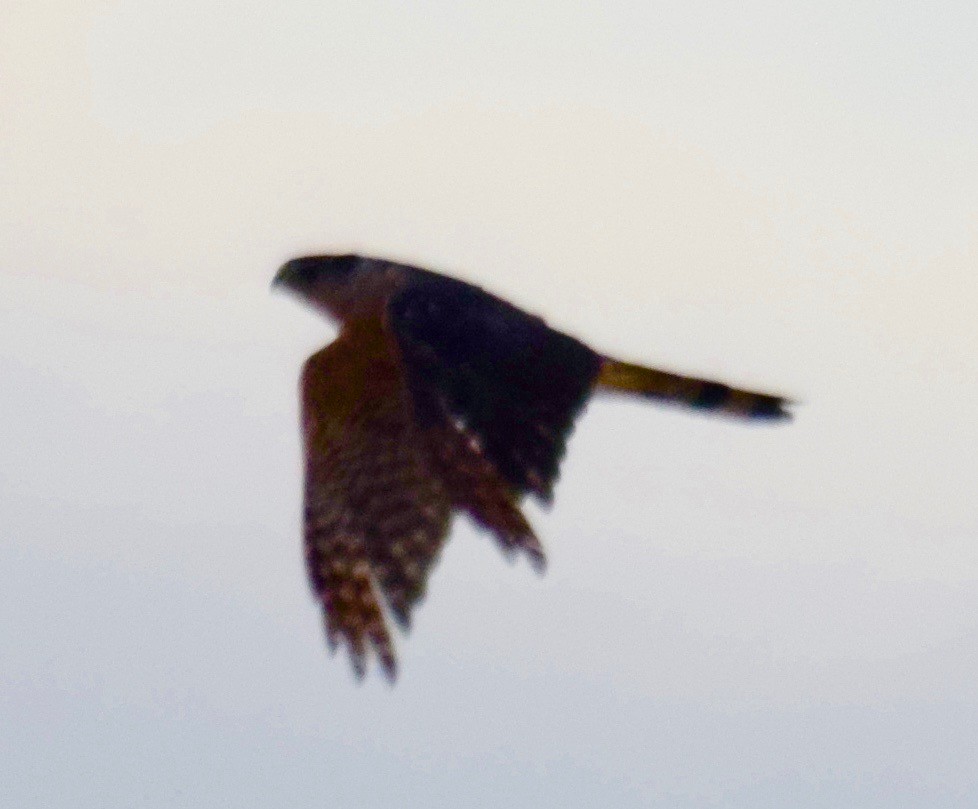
596, 358, 792, 421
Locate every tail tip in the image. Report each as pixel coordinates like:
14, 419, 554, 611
750, 396, 793, 421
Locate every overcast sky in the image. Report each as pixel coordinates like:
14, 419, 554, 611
3, 3, 978, 807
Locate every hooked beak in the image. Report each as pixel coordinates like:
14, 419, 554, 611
272, 259, 300, 290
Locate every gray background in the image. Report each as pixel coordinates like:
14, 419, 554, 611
3, 2, 977, 806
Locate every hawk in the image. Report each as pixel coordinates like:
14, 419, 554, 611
273, 254, 790, 680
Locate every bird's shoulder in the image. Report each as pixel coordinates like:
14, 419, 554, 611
301, 317, 409, 439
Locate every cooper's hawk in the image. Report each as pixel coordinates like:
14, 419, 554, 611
273, 254, 790, 680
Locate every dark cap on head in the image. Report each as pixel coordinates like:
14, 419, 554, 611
272, 254, 361, 290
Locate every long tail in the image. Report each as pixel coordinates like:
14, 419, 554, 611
596, 358, 791, 421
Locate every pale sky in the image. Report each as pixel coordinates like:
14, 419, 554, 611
3, 3, 978, 807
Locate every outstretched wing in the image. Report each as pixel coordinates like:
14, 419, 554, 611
388, 271, 603, 502
301, 321, 452, 681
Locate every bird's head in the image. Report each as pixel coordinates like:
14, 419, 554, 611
273, 254, 400, 320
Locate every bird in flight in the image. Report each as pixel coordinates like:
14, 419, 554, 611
274, 254, 790, 680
